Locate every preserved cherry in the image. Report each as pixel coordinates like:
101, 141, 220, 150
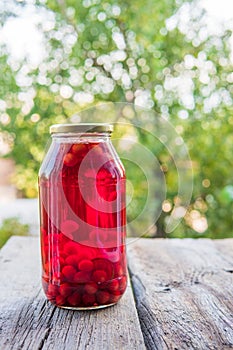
39, 123, 127, 309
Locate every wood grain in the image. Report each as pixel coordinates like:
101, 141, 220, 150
127, 238, 233, 350
0, 236, 145, 350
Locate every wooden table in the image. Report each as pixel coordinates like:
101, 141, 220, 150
0, 236, 232, 349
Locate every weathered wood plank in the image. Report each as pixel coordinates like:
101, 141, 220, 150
127, 238, 233, 350
0, 237, 145, 350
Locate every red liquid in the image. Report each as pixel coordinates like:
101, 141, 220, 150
39, 140, 127, 308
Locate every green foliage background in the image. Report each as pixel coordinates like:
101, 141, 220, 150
0, 217, 29, 248
0, 0, 233, 238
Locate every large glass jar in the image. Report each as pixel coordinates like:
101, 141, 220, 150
39, 123, 127, 310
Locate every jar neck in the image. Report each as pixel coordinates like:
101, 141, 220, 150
52, 132, 111, 143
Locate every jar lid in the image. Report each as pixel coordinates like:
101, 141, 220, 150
50, 123, 114, 134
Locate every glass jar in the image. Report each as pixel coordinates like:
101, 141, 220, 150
39, 123, 127, 310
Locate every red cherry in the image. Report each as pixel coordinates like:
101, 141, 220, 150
56, 294, 66, 306
71, 144, 87, 154
98, 282, 107, 290
92, 145, 104, 156
86, 142, 99, 150
82, 293, 96, 306
84, 282, 98, 294
65, 254, 80, 268
92, 270, 107, 283
74, 271, 91, 283
97, 167, 111, 181
59, 283, 73, 297
75, 246, 96, 260
97, 291, 110, 304
67, 292, 81, 306
108, 279, 119, 292
47, 283, 59, 297
78, 259, 94, 272
114, 262, 124, 277
109, 290, 122, 303
108, 191, 117, 201
64, 242, 79, 255
93, 258, 114, 279
63, 153, 78, 167
62, 265, 76, 280
59, 256, 65, 267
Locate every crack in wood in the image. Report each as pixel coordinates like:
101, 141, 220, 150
37, 327, 51, 350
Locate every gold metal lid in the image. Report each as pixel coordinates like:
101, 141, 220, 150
50, 123, 114, 134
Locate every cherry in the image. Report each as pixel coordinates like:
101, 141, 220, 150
71, 144, 87, 154
63, 153, 78, 167
63, 242, 79, 255
65, 254, 80, 268
107, 191, 117, 201
47, 283, 59, 298
82, 293, 96, 306
97, 291, 110, 304
84, 282, 98, 294
109, 290, 122, 303
93, 258, 114, 279
67, 292, 81, 306
97, 167, 112, 181
114, 262, 124, 277
59, 283, 73, 297
59, 256, 65, 267
91, 145, 104, 156
78, 259, 94, 272
56, 294, 66, 306
98, 282, 108, 290
119, 275, 127, 291
108, 279, 119, 292
92, 270, 107, 283
74, 245, 97, 260
62, 265, 76, 280
74, 271, 91, 283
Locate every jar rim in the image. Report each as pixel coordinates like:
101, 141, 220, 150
50, 123, 113, 134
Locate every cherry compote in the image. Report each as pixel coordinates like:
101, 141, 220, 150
39, 124, 127, 309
